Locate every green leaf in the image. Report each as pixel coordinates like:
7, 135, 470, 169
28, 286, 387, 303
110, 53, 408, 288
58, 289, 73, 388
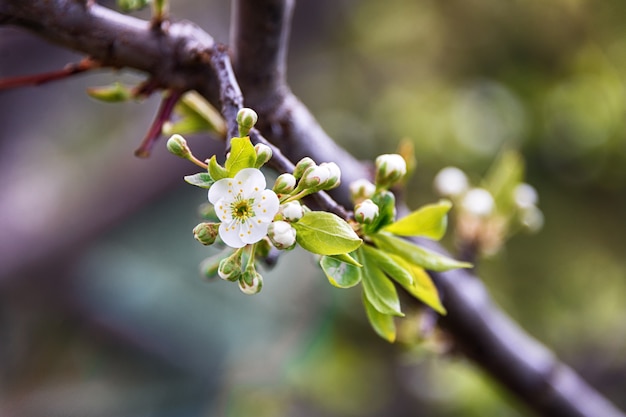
86, 82, 132, 103
483, 150, 524, 214
363, 292, 396, 342
361, 250, 404, 317
362, 245, 413, 287
225, 136, 257, 176
293, 212, 362, 255
176, 91, 226, 136
208, 155, 228, 181
184, 172, 214, 188
320, 255, 362, 288
371, 233, 472, 272
326, 252, 362, 267
388, 254, 446, 314
363, 191, 396, 234
383, 200, 451, 240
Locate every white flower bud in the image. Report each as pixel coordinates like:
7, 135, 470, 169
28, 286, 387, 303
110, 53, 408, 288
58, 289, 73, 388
218, 252, 242, 281
434, 167, 469, 197
302, 165, 331, 187
192, 222, 219, 246
281, 201, 304, 221
236, 108, 258, 136
166, 134, 191, 159
514, 183, 538, 209
273, 173, 297, 194
268, 220, 297, 250
238, 271, 263, 295
254, 143, 273, 167
354, 199, 379, 224
293, 157, 316, 179
462, 188, 495, 217
319, 162, 341, 189
349, 179, 376, 203
375, 154, 407, 188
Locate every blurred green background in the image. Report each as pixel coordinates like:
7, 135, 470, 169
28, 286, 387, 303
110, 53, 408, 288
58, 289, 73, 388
1, 0, 625, 416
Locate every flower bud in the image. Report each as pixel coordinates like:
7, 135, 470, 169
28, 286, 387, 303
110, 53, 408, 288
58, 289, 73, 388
166, 134, 191, 159
218, 251, 242, 281
192, 222, 219, 246
273, 173, 297, 194
354, 199, 379, 224
349, 179, 376, 204
375, 154, 407, 188
281, 201, 304, 222
433, 167, 468, 198
254, 143, 273, 168
319, 162, 341, 190
514, 183, 538, 209
462, 188, 494, 217
520, 206, 544, 233
239, 268, 263, 295
293, 157, 316, 179
268, 220, 297, 250
236, 108, 258, 136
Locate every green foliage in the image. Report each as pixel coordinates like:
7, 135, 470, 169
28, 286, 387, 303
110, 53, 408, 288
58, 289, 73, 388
320, 255, 362, 288
363, 191, 396, 234
225, 137, 257, 177
383, 199, 451, 239
86, 82, 132, 102
184, 172, 214, 189
360, 250, 404, 317
293, 212, 362, 256
208, 155, 228, 181
482, 151, 524, 215
363, 292, 396, 342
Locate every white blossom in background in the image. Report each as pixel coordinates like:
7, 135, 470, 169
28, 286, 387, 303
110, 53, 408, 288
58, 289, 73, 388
514, 183, 539, 209
208, 168, 279, 248
520, 206, 544, 233
434, 166, 469, 197
354, 199, 379, 224
349, 179, 376, 202
462, 188, 495, 217
375, 154, 407, 186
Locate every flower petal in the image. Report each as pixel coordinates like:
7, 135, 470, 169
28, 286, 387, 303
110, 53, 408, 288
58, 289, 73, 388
219, 220, 246, 248
254, 189, 280, 222
240, 219, 271, 244
213, 197, 233, 222
209, 177, 235, 205
235, 168, 266, 199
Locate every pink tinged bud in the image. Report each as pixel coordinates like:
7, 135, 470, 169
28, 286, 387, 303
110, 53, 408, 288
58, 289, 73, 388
268, 220, 297, 250
434, 167, 468, 197
354, 199, 379, 224
254, 143, 273, 167
273, 173, 297, 194
193, 222, 219, 245
462, 188, 494, 217
293, 157, 316, 179
375, 154, 407, 188
281, 201, 304, 221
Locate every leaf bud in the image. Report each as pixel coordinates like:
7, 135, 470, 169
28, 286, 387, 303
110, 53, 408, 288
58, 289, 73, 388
192, 222, 219, 246
280, 201, 304, 222
86, 82, 132, 102
293, 157, 316, 179
236, 108, 258, 137
239, 267, 263, 295
354, 199, 379, 224
254, 143, 273, 168
218, 251, 243, 281
375, 154, 407, 189
268, 220, 297, 250
433, 167, 468, 198
349, 179, 376, 204
462, 188, 494, 217
273, 173, 297, 194
166, 134, 191, 159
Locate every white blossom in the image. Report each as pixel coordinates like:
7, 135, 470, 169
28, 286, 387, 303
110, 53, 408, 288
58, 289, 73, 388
281, 201, 304, 221
375, 154, 407, 186
462, 188, 495, 217
208, 168, 279, 248
433, 167, 469, 197
349, 179, 376, 201
268, 220, 297, 249
514, 183, 538, 209
354, 199, 379, 224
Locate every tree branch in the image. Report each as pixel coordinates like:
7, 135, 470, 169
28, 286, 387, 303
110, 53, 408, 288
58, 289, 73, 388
1, 2, 624, 416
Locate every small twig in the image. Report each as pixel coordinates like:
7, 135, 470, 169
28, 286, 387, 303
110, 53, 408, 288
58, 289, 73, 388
0, 58, 99, 90
134, 89, 183, 158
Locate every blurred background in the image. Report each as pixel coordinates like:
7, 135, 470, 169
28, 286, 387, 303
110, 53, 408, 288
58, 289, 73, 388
1, 0, 625, 416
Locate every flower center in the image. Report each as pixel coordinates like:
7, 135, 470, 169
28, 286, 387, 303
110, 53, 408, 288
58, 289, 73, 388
231, 197, 255, 222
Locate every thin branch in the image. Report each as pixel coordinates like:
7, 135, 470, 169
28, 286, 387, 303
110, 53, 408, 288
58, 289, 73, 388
134, 89, 183, 157
0, 57, 99, 90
